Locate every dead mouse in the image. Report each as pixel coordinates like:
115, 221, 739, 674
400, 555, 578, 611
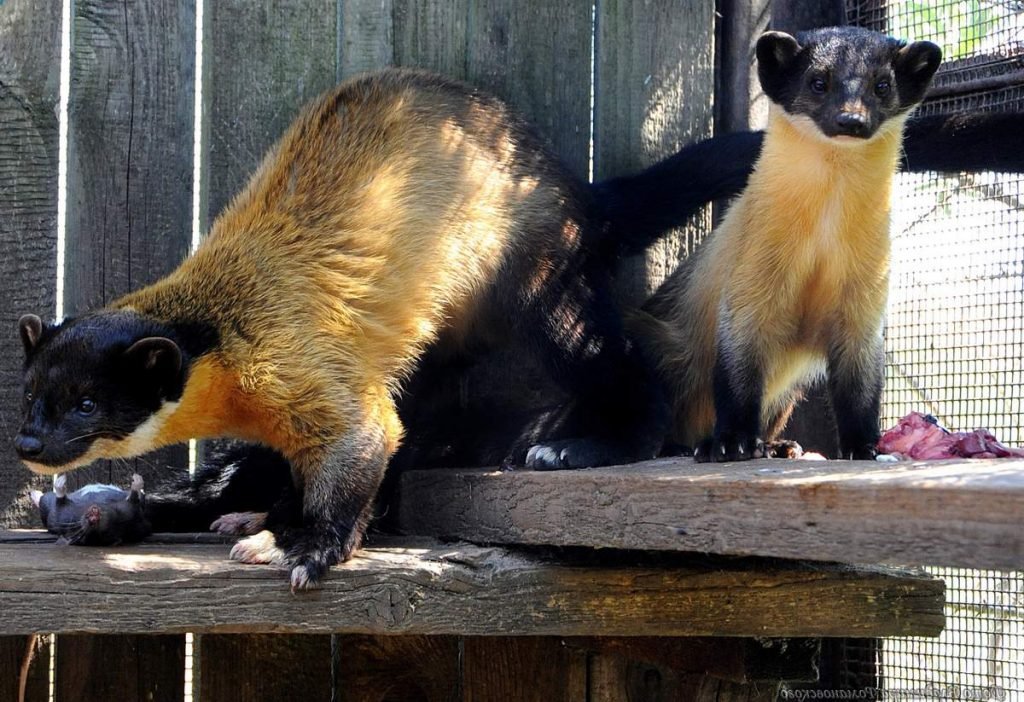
30, 473, 152, 545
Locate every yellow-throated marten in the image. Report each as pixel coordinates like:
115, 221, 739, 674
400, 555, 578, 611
14, 69, 755, 588
634, 27, 942, 462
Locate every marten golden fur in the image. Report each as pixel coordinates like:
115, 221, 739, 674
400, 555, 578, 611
634, 27, 941, 461
17, 68, 755, 587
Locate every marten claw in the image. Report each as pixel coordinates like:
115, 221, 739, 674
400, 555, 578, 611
211, 511, 268, 536
695, 435, 765, 462
229, 530, 287, 566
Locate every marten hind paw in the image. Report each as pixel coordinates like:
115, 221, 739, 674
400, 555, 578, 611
526, 438, 644, 470
229, 530, 288, 566
211, 511, 268, 536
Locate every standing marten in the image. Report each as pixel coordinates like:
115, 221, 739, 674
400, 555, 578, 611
633, 27, 942, 462
14, 69, 755, 588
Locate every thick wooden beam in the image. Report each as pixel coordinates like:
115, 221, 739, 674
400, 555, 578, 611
0, 533, 942, 638
398, 458, 1024, 571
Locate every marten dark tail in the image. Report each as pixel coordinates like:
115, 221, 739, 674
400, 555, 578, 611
593, 130, 764, 257
144, 442, 293, 532
901, 112, 1024, 173
595, 111, 1024, 259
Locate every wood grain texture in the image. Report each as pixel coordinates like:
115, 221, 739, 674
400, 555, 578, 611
197, 634, 332, 702
466, 0, 592, 176
0, 0, 61, 527
0, 635, 49, 702
462, 637, 587, 702
398, 458, 1024, 570
339, 0, 395, 78
335, 635, 460, 702
55, 634, 183, 702
594, 0, 716, 306
588, 654, 781, 702
203, 0, 338, 222
0, 534, 943, 637
392, 0, 470, 77
568, 637, 819, 684
63, 0, 195, 489
716, 0, 771, 132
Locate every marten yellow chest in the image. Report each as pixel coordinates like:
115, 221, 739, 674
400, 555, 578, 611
707, 109, 899, 361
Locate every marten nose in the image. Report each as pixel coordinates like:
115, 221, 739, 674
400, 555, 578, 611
14, 433, 44, 458
835, 112, 869, 137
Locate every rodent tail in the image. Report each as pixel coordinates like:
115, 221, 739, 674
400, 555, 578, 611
593, 130, 764, 257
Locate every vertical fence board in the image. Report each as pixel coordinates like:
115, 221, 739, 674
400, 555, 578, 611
338, 0, 471, 80
63, 0, 195, 489
0, 0, 62, 529
334, 635, 460, 702
204, 0, 338, 220
55, 634, 183, 702
200, 3, 340, 691
717, 0, 771, 134
0, 635, 49, 702
462, 637, 587, 702
594, 0, 716, 307
197, 634, 332, 701
393, 0, 469, 77
467, 0, 592, 176
59, 0, 196, 690
339, 0, 395, 78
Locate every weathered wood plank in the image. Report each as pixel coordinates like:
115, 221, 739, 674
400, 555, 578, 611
0, 0, 62, 528
717, 0, 771, 132
588, 654, 780, 702
462, 637, 587, 702
398, 458, 1024, 570
393, 0, 469, 77
338, 0, 395, 78
63, 0, 195, 489
0, 635, 49, 702
197, 634, 332, 702
0, 535, 943, 637
466, 0, 592, 176
204, 0, 338, 221
568, 637, 819, 684
55, 634, 183, 701
594, 0, 715, 306
334, 635, 460, 702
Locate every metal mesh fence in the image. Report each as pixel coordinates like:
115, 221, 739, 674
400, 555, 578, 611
845, 1, 1024, 699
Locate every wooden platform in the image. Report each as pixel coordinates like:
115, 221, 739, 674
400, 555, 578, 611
398, 457, 1024, 570
0, 531, 943, 638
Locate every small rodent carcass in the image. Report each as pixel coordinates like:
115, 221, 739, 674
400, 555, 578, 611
29, 473, 152, 545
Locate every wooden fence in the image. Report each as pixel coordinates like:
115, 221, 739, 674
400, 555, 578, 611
0, 0, 722, 697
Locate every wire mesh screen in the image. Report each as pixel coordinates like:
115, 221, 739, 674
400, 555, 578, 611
843, 1, 1024, 699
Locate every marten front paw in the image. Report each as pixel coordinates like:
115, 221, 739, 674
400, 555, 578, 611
694, 434, 765, 462
229, 530, 288, 566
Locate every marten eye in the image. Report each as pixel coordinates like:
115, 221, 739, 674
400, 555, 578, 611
76, 398, 97, 416
24, 391, 33, 403
874, 80, 892, 97
809, 76, 828, 94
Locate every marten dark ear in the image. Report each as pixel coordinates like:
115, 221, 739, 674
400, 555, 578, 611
124, 337, 183, 394
894, 41, 942, 108
757, 31, 803, 103
18, 314, 44, 357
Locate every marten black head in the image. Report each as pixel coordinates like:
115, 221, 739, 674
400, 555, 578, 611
15, 311, 193, 473
757, 26, 941, 140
